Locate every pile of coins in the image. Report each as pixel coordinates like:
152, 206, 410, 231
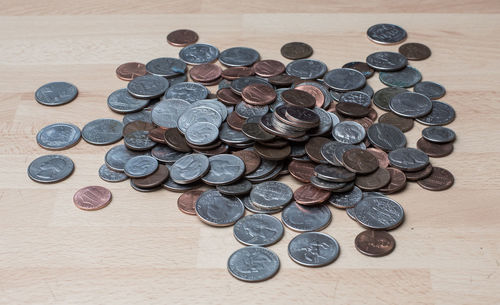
28, 24, 456, 282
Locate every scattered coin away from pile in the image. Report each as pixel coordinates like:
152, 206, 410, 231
28, 24, 456, 282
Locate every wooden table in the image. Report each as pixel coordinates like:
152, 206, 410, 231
1, 1, 499, 304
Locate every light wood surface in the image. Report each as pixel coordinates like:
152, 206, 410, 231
1, 1, 500, 304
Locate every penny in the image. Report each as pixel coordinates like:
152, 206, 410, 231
379, 168, 406, 194
281, 201, 332, 232
241, 84, 276, 106
328, 186, 363, 209
73, 186, 112, 211
323, 68, 366, 92
310, 176, 347, 191
413, 81, 446, 100
124, 155, 158, 178
355, 167, 391, 191
388, 147, 430, 171
379, 66, 422, 88
170, 154, 209, 184
285, 59, 327, 80
367, 123, 407, 151
177, 190, 203, 215
227, 246, 280, 282
390, 92, 433, 118
36, 123, 81, 150
305, 137, 331, 163
189, 63, 222, 83
367, 23, 407, 44
219, 47, 260, 67
179, 43, 220, 65
27, 154, 74, 183
422, 126, 456, 143
281, 42, 313, 59
416, 137, 454, 158
294, 82, 329, 108
98, 164, 128, 182
164, 128, 192, 152
254, 143, 291, 161
122, 121, 154, 137
333, 143, 364, 166
293, 184, 331, 205
35, 82, 78, 106
253, 59, 285, 78
268, 74, 299, 87
332, 121, 366, 145
354, 196, 404, 230
405, 163, 433, 181
82, 118, 123, 145
281, 89, 316, 108
366, 51, 408, 72
250, 181, 293, 210
336, 102, 371, 118
148, 128, 168, 144
221, 66, 255, 80
131, 164, 169, 188
217, 179, 252, 196
285, 106, 320, 128
378, 112, 414, 132
288, 160, 316, 183
366, 148, 390, 168
339, 91, 371, 108
416, 100, 456, 126
399, 42, 431, 60
342, 148, 379, 174
233, 214, 284, 247
230, 76, 270, 95
116, 62, 147, 81
373, 87, 408, 111
232, 150, 261, 175
195, 190, 244, 226
127, 74, 169, 99
288, 232, 340, 267
355, 230, 396, 257
185, 122, 219, 146
342, 61, 375, 78
165, 82, 208, 103
417, 167, 454, 191
167, 29, 199, 47
124, 130, 156, 151
202, 154, 246, 185
216, 88, 241, 105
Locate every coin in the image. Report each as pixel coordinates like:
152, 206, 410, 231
82, 118, 123, 145
285, 59, 327, 80
104, 144, 148, 172
216, 88, 241, 105
294, 82, 329, 108
170, 154, 209, 184
281, 89, 316, 108
415, 100, 456, 126
189, 64, 222, 83
73, 186, 112, 211
339, 91, 371, 107
320, 141, 344, 166
177, 190, 203, 215
227, 246, 280, 282
230, 76, 270, 95
288, 232, 340, 267
366, 148, 390, 168
355, 167, 391, 191
333, 121, 366, 145
202, 154, 245, 185
354, 196, 404, 230
281, 41, 313, 59
355, 230, 396, 257
388, 147, 429, 171
98, 164, 128, 182
342, 61, 374, 78
116, 62, 147, 81
366, 51, 408, 71
164, 128, 191, 152
416, 137, 454, 158
379, 66, 422, 88
36, 123, 81, 150
253, 59, 285, 78
131, 164, 169, 188
221, 66, 254, 80
146, 57, 187, 78
373, 87, 407, 111
413, 81, 446, 100
269, 74, 299, 87
328, 186, 363, 209
123, 108, 152, 125
178, 106, 222, 134
179, 43, 220, 65
124, 130, 156, 151
422, 126, 456, 143
404, 163, 433, 181
35, 82, 78, 106
314, 163, 355, 182
217, 179, 252, 196
281, 201, 331, 232
293, 184, 331, 205
379, 167, 406, 194
367, 123, 407, 151
367, 23, 407, 44
323, 68, 366, 92
185, 122, 219, 146
219, 47, 260, 67
124, 155, 158, 178
399, 42, 431, 60
165, 82, 209, 103
304, 137, 330, 163
195, 190, 244, 226
286, 161, 313, 183
233, 214, 284, 246
241, 84, 276, 106
107, 88, 149, 114
167, 29, 199, 47
254, 143, 291, 161
231, 150, 261, 174
250, 181, 293, 210
151, 99, 190, 129
163, 175, 202, 193
310, 176, 347, 191
417, 167, 454, 191
336, 102, 370, 118
127, 74, 169, 99
148, 128, 167, 144
390, 92, 433, 118
378, 112, 414, 132
27, 154, 74, 183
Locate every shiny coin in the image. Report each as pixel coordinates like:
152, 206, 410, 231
189, 63, 222, 83
233, 214, 284, 246
190, 99, 228, 121
388, 147, 429, 171
354, 196, 404, 230
285, 59, 327, 80
294, 82, 330, 108
288, 232, 340, 267
73, 186, 112, 211
195, 190, 244, 226
422, 126, 456, 143
107, 88, 149, 114
379, 167, 407, 194
98, 164, 128, 182
417, 167, 454, 191
314, 164, 355, 182
217, 88, 241, 105
82, 118, 123, 145
250, 181, 293, 210
355, 167, 391, 191
399, 42, 431, 60
282, 201, 331, 232
334, 143, 365, 166
123, 108, 152, 125
323, 68, 366, 92
281, 42, 313, 59
177, 106, 222, 134
320, 141, 344, 166
339, 91, 371, 107
416, 137, 454, 158
310, 176, 347, 191
373, 87, 407, 111
367, 23, 407, 45
366, 148, 390, 168
35, 82, 78, 106
36, 123, 81, 150
379, 66, 422, 88
219, 47, 260, 67
202, 154, 245, 185
167, 29, 198, 47
27, 154, 74, 183
127, 74, 169, 99
378, 112, 414, 132
124, 130, 156, 151
390, 92, 432, 118
152, 98, 190, 128
104, 144, 148, 172
131, 164, 169, 188
130, 179, 162, 192
367, 123, 407, 151
185, 122, 219, 146
170, 154, 209, 184
241, 195, 282, 214
146, 57, 187, 78
294, 184, 331, 205
416, 100, 456, 126
342, 148, 379, 174
177, 190, 203, 215
253, 59, 285, 78
124, 155, 158, 178
116, 62, 147, 81
217, 179, 252, 196
342, 61, 374, 78
165, 82, 208, 103
366, 51, 408, 72
413, 81, 446, 100
228, 246, 280, 282
332, 121, 366, 144
179, 43, 219, 65
328, 186, 363, 209
355, 230, 396, 257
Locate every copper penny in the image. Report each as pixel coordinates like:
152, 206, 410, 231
417, 167, 454, 191
288, 160, 316, 183
355, 230, 395, 257
416, 137, 453, 158
241, 84, 276, 106
166, 29, 199, 47
295, 84, 325, 108
196, 77, 222, 87
399, 42, 431, 61
342, 148, 379, 174
187, 140, 222, 151
268, 74, 300, 87
73, 186, 112, 211
116, 62, 147, 81
258, 138, 288, 148
123, 121, 155, 136
379, 168, 406, 194
281, 89, 316, 108
226, 111, 246, 131
216, 88, 241, 105
221, 66, 254, 80
193, 144, 229, 156
189, 63, 222, 83
131, 165, 170, 188
366, 148, 389, 168
336, 102, 370, 118
148, 127, 168, 144
285, 106, 320, 128
378, 112, 414, 132
355, 167, 391, 191
177, 190, 204, 215
164, 128, 192, 152
293, 184, 331, 205
305, 137, 331, 163
254, 143, 291, 161
405, 163, 433, 181
232, 150, 261, 174
368, 108, 378, 121
253, 60, 285, 78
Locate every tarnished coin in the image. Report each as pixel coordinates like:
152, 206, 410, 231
27, 154, 74, 183
104, 144, 148, 172
230, 76, 270, 95
355, 167, 391, 191
36, 123, 81, 150
189, 63, 222, 83
269, 74, 299, 87
217, 179, 252, 196
332, 121, 366, 145
127, 74, 169, 99
367, 148, 390, 168
146, 57, 187, 78
124, 130, 156, 151
165, 82, 208, 103
35, 82, 78, 106
221, 66, 254, 80
367, 123, 407, 151
202, 154, 245, 185
416, 137, 454, 158
178, 106, 222, 134
82, 118, 123, 145
373, 87, 408, 111
379, 167, 407, 194
422, 126, 456, 143
151, 144, 187, 164
179, 43, 220, 65
228, 246, 280, 282
288, 160, 315, 183
163, 175, 201, 193
250, 181, 293, 210
354, 196, 404, 230
185, 122, 219, 146
164, 128, 192, 152
334, 143, 365, 166
98, 164, 128, 182
416, 101, 456, 126
124, 155, 158, 178
294, 184, 331, 205
339, 91, 371, 107
320, 141, 344, 166
315, 164, 355, 182
245, 159, 278, 180
177, 190, 203, 215
378, 112, 414, 132
73, 186, 112, 211
282, 201, 331, 232
236, 102, 269, 119
390, 92, 432, 118
288, 232, 340, 267
399, 42, 431, 60
417, 167, 454, 191
219, 47, 260, 67
336, 102, 370, 118
342, 148, 379, 174
242, 123, 275, 142
366, 51, 408, 72
355, 230, 396, 257
328, 186, 363, 209
131, 164, 169, 188
413, 81, 446, 100
170, 154, 209, 184
233, 214, 284, 246
405, 163, 433, 181
310, 176, 347, 191
367, 23, 407, 45
304, 137, 330, 163
242, 83, 276, 106
167, 29, 199, 47
342, 61, 374, 78
388, 147, 429, 171
195, 190, 244, 226
294, 82, 330, 108
107, 88, 149, 114
254, 143, 291, 161
123, 108, 152, 125
323, 68, 366, 92
285, 106, 321, 128
232, 150, 261, 175
253, 59, 285, 78
116, 62, 147, 81
281, 42, 313, 59
285, 59, 327, 80
217, 88, 241, 105
379, 66, 422, 88
280, 89, 315, 109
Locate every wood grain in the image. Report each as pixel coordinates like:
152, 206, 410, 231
1, 1, 500, 304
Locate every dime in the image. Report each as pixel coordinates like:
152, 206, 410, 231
170, 154, 210, 184
285, 59, 327, 80
27, 154, 74, 183
127, 74, 169, 99
281, 201, 331, 232
288, 232, 340, 267
165, 82, 209, 103
227, 246, 280, 282
416, 137, 454, 158
373, 87, 407, 111
315, 164, 355, 182
379, 66, 422, 88
413, 81, 446, 100
293, 184, 331, 205
390, 92, 432, 118
415, 100, 456, 126
195, 190, 244, 226
124, 155, 158, 178
167, 29, 199, 47
35, 82, 78, 106
250, 181, 293, 210
219, 47, 260, 67
323, 68, 366, 92
354, 196, 404, 230
201, 154, 246, 185
417, 167, 454, 191
217, 179, 252, 196
281, 42, 313, 59
233, 214, 284, 246
355, 230, 396, 257
367, 23, 407, 45
36, 123, 81, 150
355, 167, 391, 191
82, 118, 123, 145
179, 43, 219, 65
185, 122, 219, 146
98, 164, 128, 182
288, 160, 316, 183
388, 147, 429, 171
366, 51, 408, 71
253, 59, 285, 78
177, 190, 203, 215
342, 61, 375, 78
73, 186, 112, 211
131, 164, 169, 188
107, 88, 149, 114
328, 186, 363, 209
379, 167, 407, 194
241, 84, 276, 106
116, 62, 147, 81
399, 42, 431, 60
332, 121, 366, 145
422, 126, 456, 143
378, 112, 414, 132
367, 123, 407, 151
339, 91, 371, 107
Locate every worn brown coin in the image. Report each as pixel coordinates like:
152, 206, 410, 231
232, 150, 261, 174
281, 89, 316, 108
399, 42, 431, 61
416, 137, 454, 158
379, 168, 406, 194
177, 190, 204, 215
342, 148, 379, 174
226, 111, 246, 131
242, 123, 275, 142
378, 112, 414, 132
221, 66, 255, 80
164, 128, 192, 152
216, 88, 242, 105
342, 62, 375, 78
148, 127, 168, 144
355, 230, 396, 257
253, 60, 286, 78
405, 163, 433, 181
285, 106, 320, 128
281, 42, 313, 59
288, 160, 316, 183
417, 167, 454, 191
295, 84, 325, 108
305, 137, 331, 163
123, 120, 155, 136
336, 102, 371, 118
193, 144, 229, 156
258, 138, 288, 148
293, 184, 331, 205
189, 63, 222, 83
73, 186, 112, 211
131, 164, 170, 188
167, 29, 199, 47
254, 143, 291, 161
268, 74, 300, 87
116, 62, 147, 81
187, 140, 223, 151
366, 148, 389, 168
241, 84, 276, 106
355, 167, 391, 191
196, 77, 222, 86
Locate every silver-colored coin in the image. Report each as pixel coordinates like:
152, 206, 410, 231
290, 143, 306, 157
165, 82, 208, 103
246, 161, 283, 183
219, 78, 231, 89
233, 214, 284, 246
422, 126, 456, 143
217, 179, 252, 196
162, 166, 202, 192
388, 147, 429, 172
127, 74, 169, 99
185, 122, 219, 146
373, 87, 408, 111
124, 130, 156, 151
219, 47, 260, 67
269, 88, 287, 112
177, 106, 223, 134
230, 76, 271, 95
366, 51, 408, 72
288, 232, 340, 267
367, 123, 407, 151
314, 163, 355, 182
330, 113, 341, 128
151, 98, 190, 128
36, 123, 81, 150
323, 68, 366, 92
124, 155, 158, 178
390, 92, 432, 118
241, 195, 282, 214
151, 144, 188, 164
310, 176, 347, 191
82, 118, 123, 145
339, 91, 371, 107
219, 123, 251, 144
332, 121, 366, 144
328, 186, 362, 209
105, 144, 148, 172
354, 196, 404, 230
123, 108, 152, 125
308, 107, 333, 136
98, 164, 128, 182
360, 83, 375, 98
202, 154, 245, 185
167, 73, 188, 86
285, 59, 327, 80
145, 57, 186, 78
227, 246, 280, 282
130, 180, 163, 192
179, 43, 220, 65
321, 141, 344, 166
415, 100, 455, 126
250, 181, 293, 210
245, 159, 278, 179
367, 23, 407, 45
27, 154, 74, 183
235, 102, 269, 119
413, 81, 446, 100
189, 99, 228, 121
195, 189, 244, 226
379, 66, 422, 88
107, 88, 149, 114
170, 153, 210, 184
35, 82, 78, 106
281, 202, 332, 232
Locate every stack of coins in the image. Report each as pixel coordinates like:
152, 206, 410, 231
28, 23, 457, 282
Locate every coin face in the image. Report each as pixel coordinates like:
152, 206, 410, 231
233, 214, 284, 246
131, 164, 169, 188
281, 42, 313, 59
195, 190, 244, 226
339, 91, 371, 107
219, 47, 260, 67
417, 167, 454, 191
355, 230, 396, 257
285, 59, 327, 80
177, 190, 203, 215
116, 62, 147, 81
293, 183, 331, 205
388, 147, 429, 171
177, 106, 222, 134
389, 92, 432, 118
253, 59, 285, 78
379, 167, 407, 194
241, 84, 276, 106
35, 82, 78, 106
73, 186, 112, 211
170, 154, 210, 184
250, 181, 293, 210
227, 246, 280, 282
127, 74, 170, 99
216, 179, 252, 196
82, 118, 123, 145
332, 121, 366, 145
165, 82, 208, 103
185, 122, 219, 146
124, 155, 159, 178
105, 144, 148, 172
202, 154, 245, 185
422, 126, 456, 143
328, 186, 363, 209
354, 196, 404, 230
98, 164, 128, 182
124, 130, 156, 151
288, 232, 340, 267
399, 42, 431, 60
367, 123, 407, 152
373, 87, 408, 111
281, 201, 331, 232
323, 68, 366, 92
146, 57, 187, 78
416, 101, 456, 126
342, 61, 374, 78
416, 137, 454, 158
27, 154, 74, 183
179, 43, 220, 65
36, 123, 81, 150
342, 148, 379, 174
366, 51, 408, 71
378, 112, 414, 132
379, 66, 422, 88
315, 164, 355, 182
355, 167, 391, 191
167, 29, 199, 47
367, 23, 407, 45
107, 88, 149, 114
413, 81, 446, 100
